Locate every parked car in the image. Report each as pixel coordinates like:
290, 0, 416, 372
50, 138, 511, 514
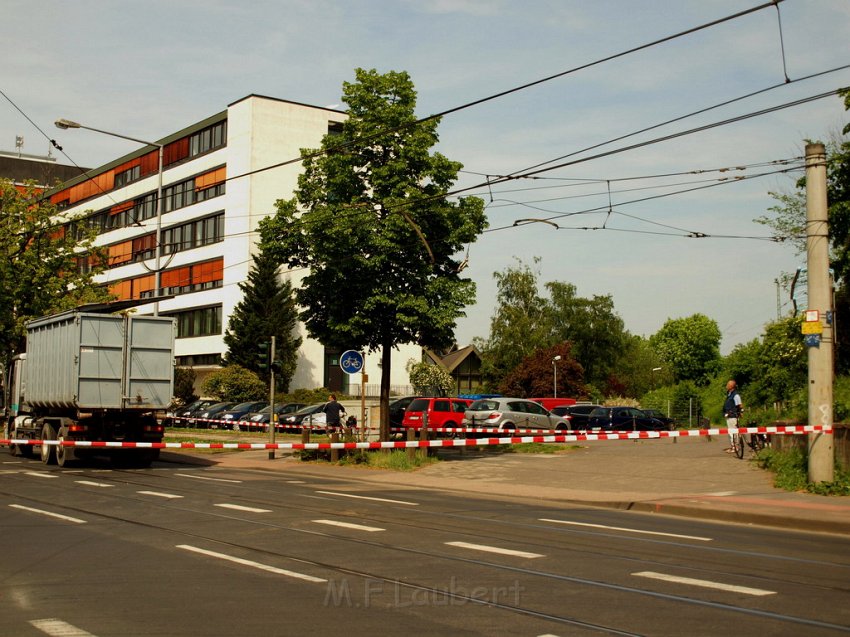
529, 398, 576, 411
190, 402, 236, 428
401, 397, 472, 431
462, 397, 570, 432
586, 406, 667, 432
240, 403, 307, 431
551, 404, 602, 430
280, 403, 328, 432
640, 408, 676, 430
388, 396, 417, 427
219, 401, 269, 430
170, 399, 218, 427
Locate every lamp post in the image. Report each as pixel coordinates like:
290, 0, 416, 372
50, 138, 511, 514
55, 118, 164, 316
552, 355, 562, 397
651, 367, 662, 390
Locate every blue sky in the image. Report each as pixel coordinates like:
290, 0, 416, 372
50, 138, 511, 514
3, 0, 849, 353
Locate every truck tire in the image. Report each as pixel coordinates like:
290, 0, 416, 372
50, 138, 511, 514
55, 426, 75, 468
40, 423, 56, 465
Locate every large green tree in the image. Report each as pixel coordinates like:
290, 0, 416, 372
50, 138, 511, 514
650, 314, 722, 385
0, 180, 109, 368
259, 69, 487, 439
223, 244, 301, 391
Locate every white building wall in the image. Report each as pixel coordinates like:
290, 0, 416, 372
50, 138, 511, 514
64, 95, 422, 394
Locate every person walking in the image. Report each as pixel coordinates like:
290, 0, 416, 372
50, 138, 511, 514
723, 379, 743, 453
323, 394, 346, 432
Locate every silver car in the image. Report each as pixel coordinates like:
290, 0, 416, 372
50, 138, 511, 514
462, 398, 570, 431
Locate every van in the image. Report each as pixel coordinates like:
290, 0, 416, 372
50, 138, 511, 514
401, 397, 473, 430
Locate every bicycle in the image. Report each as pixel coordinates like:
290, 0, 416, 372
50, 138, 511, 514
731, 420, 770, 459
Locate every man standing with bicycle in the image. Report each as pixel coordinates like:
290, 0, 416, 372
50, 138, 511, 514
723, 379, 743, 453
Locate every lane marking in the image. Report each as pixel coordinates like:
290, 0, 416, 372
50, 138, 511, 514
312, 519, 385, 532
315, 490, 418, 506
30, 618, 97, 636
176, 472, 242, 484
25, 471, 59, 479
74, 480, 114, 488
215, 503, 271, 513
446, 541, 543, 559
633, 571, 776, 596
177, 544, 326, 582
286, 480, 306, 484
540, 519, 713, 542
9, 504, 85, 524
138, 490, 183, 499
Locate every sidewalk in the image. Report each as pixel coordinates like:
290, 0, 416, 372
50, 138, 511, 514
165, 435, 850, 535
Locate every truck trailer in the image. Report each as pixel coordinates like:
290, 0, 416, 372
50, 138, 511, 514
3, 309, 175, 467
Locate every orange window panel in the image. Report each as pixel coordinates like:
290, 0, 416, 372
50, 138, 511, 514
164, 138, 189, 166
110, 200, 134, 215
109, 280, 133, 301
132, 233, 156, 253
134, 275, 155, 296
108, 241, 133, 266
192, 258, 223, 284
195, 166, 226, 191
161, 266, 190, 289
140, 150, 159, 176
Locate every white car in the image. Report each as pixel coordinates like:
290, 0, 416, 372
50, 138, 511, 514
462, 398, 570, 431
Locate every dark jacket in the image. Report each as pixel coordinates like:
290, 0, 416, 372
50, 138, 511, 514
323, 400, 346, 425
723, 391, 742, 418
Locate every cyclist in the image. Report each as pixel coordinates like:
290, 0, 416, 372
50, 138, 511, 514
723, 379, 743, 453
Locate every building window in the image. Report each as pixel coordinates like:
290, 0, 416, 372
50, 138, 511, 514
114, 165, 141, 188
167, 305, 222, 338
135, 193, 157, 221
176, 353, 222, 367
189, 121, 227, 158
162, 212, 224, 255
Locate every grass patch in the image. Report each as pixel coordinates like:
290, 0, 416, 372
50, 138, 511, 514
499, 442, 582, 454
756, 447, 850, 496
300, 449, 438, 471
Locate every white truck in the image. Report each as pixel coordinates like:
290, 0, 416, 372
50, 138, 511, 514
3, 308, 175, 467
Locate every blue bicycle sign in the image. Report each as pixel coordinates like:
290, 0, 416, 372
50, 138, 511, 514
340, 350, 364, 375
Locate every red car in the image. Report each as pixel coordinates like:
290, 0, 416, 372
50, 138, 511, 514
401, 397, 473, 430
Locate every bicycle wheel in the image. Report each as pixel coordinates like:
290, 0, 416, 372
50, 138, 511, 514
732, 433, 745, 459
751, 434, 766, 452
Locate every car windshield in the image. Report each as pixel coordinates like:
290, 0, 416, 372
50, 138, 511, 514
407, 398, 431, 412
469, 400, 499, 411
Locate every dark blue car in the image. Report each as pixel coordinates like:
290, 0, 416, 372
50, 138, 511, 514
587, 406, 666, 432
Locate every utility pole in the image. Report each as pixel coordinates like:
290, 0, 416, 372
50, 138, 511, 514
268, 336, 276, 460
805, 142, 834, 483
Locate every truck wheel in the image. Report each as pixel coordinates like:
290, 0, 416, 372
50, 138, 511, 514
40, 423, 56, 465
55, 426, 75, 468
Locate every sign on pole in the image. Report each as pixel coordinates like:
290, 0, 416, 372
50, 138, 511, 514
340, 350, 364, 375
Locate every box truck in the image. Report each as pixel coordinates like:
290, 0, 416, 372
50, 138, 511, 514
3, 309, 175, 467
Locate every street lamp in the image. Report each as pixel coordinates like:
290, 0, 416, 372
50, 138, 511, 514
55, 118, 164, 316
651, 366, 662, 389
552, 355, 562, 398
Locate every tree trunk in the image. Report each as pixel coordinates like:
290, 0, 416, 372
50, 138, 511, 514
380, 339, 392, 441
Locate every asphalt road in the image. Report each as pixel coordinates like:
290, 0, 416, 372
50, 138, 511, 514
2, 454, 849, 636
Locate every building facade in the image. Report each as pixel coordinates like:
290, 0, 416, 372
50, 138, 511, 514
47, 95, 420, 393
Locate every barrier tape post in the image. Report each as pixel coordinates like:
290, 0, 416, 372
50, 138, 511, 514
406, 427, 416, 462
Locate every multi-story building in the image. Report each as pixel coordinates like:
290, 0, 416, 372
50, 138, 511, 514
47, 95, 419, 394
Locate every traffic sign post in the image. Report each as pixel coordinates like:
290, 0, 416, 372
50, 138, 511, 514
340, 350, 366, 439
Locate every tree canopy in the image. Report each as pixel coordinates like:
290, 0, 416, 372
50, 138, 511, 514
223, 244, 301, 391
649, 314, 721, 385
0, 180, 109, 367
259, 68, 487, 438
499, 342, 587, 399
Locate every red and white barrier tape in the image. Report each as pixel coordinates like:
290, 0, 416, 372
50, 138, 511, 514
1, 425, 833, 451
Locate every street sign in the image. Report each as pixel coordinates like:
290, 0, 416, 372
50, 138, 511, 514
805, 309, 819, 322
802, 321, 823, 335
339, 350, 364, 375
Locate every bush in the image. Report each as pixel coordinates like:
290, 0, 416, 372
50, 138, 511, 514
757, 447, 850, 495
201, 365, 266, 402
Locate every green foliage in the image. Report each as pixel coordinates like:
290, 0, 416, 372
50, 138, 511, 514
259, 68, 487, 438
173, 367, 198, 405
201, 365, 267, 402
223, 246, 301, 391
286, 387, 335, 404
757, 447, 850, 496
406, 360, 454, 396
0, 180, 110, 367
498, 342, 587, 398
650, 314, 721, 385
477, 258, 629, 393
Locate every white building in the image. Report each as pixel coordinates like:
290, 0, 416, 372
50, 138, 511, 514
49, 95, 420, 394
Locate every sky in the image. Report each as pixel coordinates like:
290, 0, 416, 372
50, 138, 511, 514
2, 0, 849, 354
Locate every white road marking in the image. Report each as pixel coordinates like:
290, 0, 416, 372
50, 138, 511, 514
25, 471, 59, 479
177, 544, 326, 582
704, 491, 738, 497
446, 541, 543, 559
9, 504, 85, 524
312, 519, 385, 532
74, 481, 114, 488
315, 490, 418, 506
30, 618, 97, 636
215, 503, 271, 513
540, 518, 713, 542
137, 490, 183, 499
286, 480, 306, 484
176, 472, 242, 484
633, 571, 776, 596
